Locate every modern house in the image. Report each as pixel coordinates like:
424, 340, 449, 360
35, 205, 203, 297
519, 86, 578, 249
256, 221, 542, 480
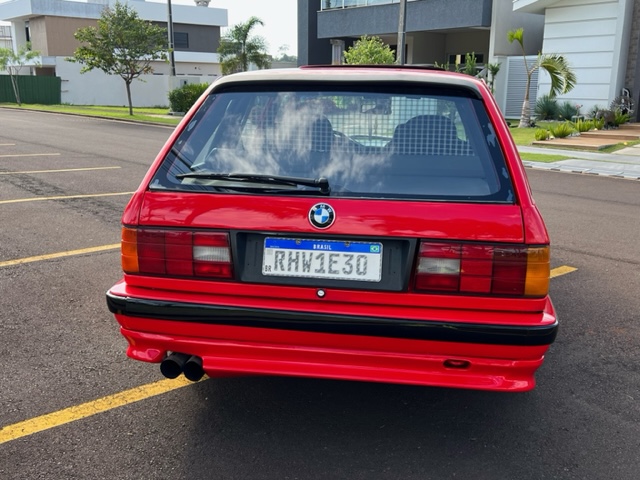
299, 0, 639, 120
0, 0, 227, 106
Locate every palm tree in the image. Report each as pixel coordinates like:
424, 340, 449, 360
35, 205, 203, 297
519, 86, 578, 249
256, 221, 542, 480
508, 28, 576, 128
218, 16, 271, 75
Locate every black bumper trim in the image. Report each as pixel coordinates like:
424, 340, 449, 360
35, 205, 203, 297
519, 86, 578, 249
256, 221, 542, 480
106, 293, 558, 347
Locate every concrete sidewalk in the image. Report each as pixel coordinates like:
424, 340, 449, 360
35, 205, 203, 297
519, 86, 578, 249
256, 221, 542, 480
518, 145, 640, 180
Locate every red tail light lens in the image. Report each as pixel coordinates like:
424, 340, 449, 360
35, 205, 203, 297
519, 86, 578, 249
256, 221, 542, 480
414, 241, 549, 297
121, 227, 233, 279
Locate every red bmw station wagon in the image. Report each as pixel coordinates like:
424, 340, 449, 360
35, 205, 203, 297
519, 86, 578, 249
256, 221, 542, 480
107, 66, 557, 392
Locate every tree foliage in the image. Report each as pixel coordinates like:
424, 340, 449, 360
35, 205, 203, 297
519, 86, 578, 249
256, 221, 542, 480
343, 35, 396, 65
0, 42, 41, 105
507, 27, 576, 128
68, 2, 168, 115
218, 16, 271, 75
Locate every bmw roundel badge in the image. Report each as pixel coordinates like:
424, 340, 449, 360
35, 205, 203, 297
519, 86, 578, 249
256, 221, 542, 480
309, 203, 335, 229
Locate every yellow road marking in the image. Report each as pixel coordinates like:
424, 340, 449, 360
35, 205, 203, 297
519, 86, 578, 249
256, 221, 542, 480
0, 153, 61, 158
0, 377, 198, 445
550, 265, 577, 278
0, 244, 120, 268
0, 166, 120, 175
0, 191, 134, 205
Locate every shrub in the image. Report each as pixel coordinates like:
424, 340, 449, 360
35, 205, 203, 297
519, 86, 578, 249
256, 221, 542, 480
571, 118, 594, 133
558, 101, 578, 120
588, 104, 604, 119
592, 117, 605, 130
534, 128, 550, 141
168, 82, 210, 114
549, 122, 575, 138
534, 95, 559, 120
614, 111, 631, 126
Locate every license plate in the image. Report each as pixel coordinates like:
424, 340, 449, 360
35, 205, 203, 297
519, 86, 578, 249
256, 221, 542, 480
262, 238, 382, 282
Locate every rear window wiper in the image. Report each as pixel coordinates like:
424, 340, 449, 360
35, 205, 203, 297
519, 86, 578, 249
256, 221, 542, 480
175, 172, 331, 195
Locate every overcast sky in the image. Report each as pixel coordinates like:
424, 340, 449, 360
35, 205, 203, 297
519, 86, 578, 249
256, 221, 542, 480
179, 0, 299, 56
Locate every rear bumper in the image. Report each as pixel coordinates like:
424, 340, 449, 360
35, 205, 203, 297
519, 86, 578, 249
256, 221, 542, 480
106, 291, 557, 392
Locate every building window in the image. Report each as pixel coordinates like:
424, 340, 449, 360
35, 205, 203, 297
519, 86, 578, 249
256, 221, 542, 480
174, 32, 189, 49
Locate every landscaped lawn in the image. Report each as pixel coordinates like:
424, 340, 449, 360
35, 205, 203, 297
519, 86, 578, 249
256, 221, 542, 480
0, 103, 182, 126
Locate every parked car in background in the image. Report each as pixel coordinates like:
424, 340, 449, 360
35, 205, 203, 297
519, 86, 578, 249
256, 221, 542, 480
107, 65, 557, 392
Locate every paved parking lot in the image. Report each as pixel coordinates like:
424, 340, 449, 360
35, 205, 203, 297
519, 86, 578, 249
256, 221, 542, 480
1, 109, 639, 479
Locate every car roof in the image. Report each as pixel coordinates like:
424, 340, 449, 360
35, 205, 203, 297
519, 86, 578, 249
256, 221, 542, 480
212, 65, 485, 96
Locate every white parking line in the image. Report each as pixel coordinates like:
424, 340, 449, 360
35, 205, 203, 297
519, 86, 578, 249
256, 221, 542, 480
0, 166, 120, 175
0, 192, 134, 205
0, 153, 61, 158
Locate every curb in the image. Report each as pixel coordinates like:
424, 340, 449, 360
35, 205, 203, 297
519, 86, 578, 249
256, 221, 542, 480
0, 105, 179, 128
522, 161, 640, 181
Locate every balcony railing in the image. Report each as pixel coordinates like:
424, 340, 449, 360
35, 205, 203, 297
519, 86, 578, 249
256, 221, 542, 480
321, 0, 418, 11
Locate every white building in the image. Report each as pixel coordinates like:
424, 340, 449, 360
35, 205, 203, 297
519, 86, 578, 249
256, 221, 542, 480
512, 0, 636, 116
0, 0, 228, 106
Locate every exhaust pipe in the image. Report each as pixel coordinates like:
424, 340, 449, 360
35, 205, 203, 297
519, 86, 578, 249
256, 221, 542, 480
183, 355, 205, 382
160, 352, 190, 379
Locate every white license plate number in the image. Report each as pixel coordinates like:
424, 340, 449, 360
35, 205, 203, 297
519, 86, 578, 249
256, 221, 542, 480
262, 238, 382, 282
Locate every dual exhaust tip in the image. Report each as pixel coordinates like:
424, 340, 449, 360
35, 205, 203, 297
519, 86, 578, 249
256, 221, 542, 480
160, 352, 205, 382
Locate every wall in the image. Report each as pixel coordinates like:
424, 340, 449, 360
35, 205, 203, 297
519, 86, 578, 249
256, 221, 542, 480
408, 32, 445, 64
297, 0, 332, 65
489, 0, 545, 59
627, 0, 640, 120
538, 0, 634, 113
317, 0, 492, 39
444, 31, 490, 62
408, 31, 490, 66
171, 23, 220, 54
38, 16, 96, 56
55, 59, 217, 106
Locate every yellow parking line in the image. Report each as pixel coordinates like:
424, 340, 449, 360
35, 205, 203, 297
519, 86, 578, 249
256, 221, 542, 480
550, 266, 577, 278
0, 191, 134, 205
0, 244, 120, 268
0, 377, 199, 445
0, 153, 61, 158
0, 166, 120, 175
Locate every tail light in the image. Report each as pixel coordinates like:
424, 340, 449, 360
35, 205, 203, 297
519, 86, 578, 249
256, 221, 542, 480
121, 227, 233, 279
414, 241, 549, 297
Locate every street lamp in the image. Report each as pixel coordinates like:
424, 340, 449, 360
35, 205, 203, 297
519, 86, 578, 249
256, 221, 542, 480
396, 0, 407, 65
167, 0, 176, 76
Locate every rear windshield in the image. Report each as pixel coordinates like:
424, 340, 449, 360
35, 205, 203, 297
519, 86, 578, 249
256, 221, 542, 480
151, 84, 514, 202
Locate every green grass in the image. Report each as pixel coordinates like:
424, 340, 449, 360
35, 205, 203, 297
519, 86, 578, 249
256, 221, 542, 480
519, 152, 572, 163
0, 103, 182, 126
599, 139, 640, 153
507, 121, 555, 146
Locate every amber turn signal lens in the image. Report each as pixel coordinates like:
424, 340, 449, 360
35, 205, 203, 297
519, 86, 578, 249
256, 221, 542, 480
525, 246, 550, 297
121, 227, 139, 273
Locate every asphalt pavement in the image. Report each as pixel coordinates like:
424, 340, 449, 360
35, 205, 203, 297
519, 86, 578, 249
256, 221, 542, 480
519, 144, 640, 179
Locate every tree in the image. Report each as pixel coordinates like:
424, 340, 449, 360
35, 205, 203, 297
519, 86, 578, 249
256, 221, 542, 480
486, 62, 501, 94
218, 17, 271, 75
68, 2, 168, 115
273, 44, 297, 63
507, 27, 576, 128
0, 42, 41, 106
343, 35, 396, 65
